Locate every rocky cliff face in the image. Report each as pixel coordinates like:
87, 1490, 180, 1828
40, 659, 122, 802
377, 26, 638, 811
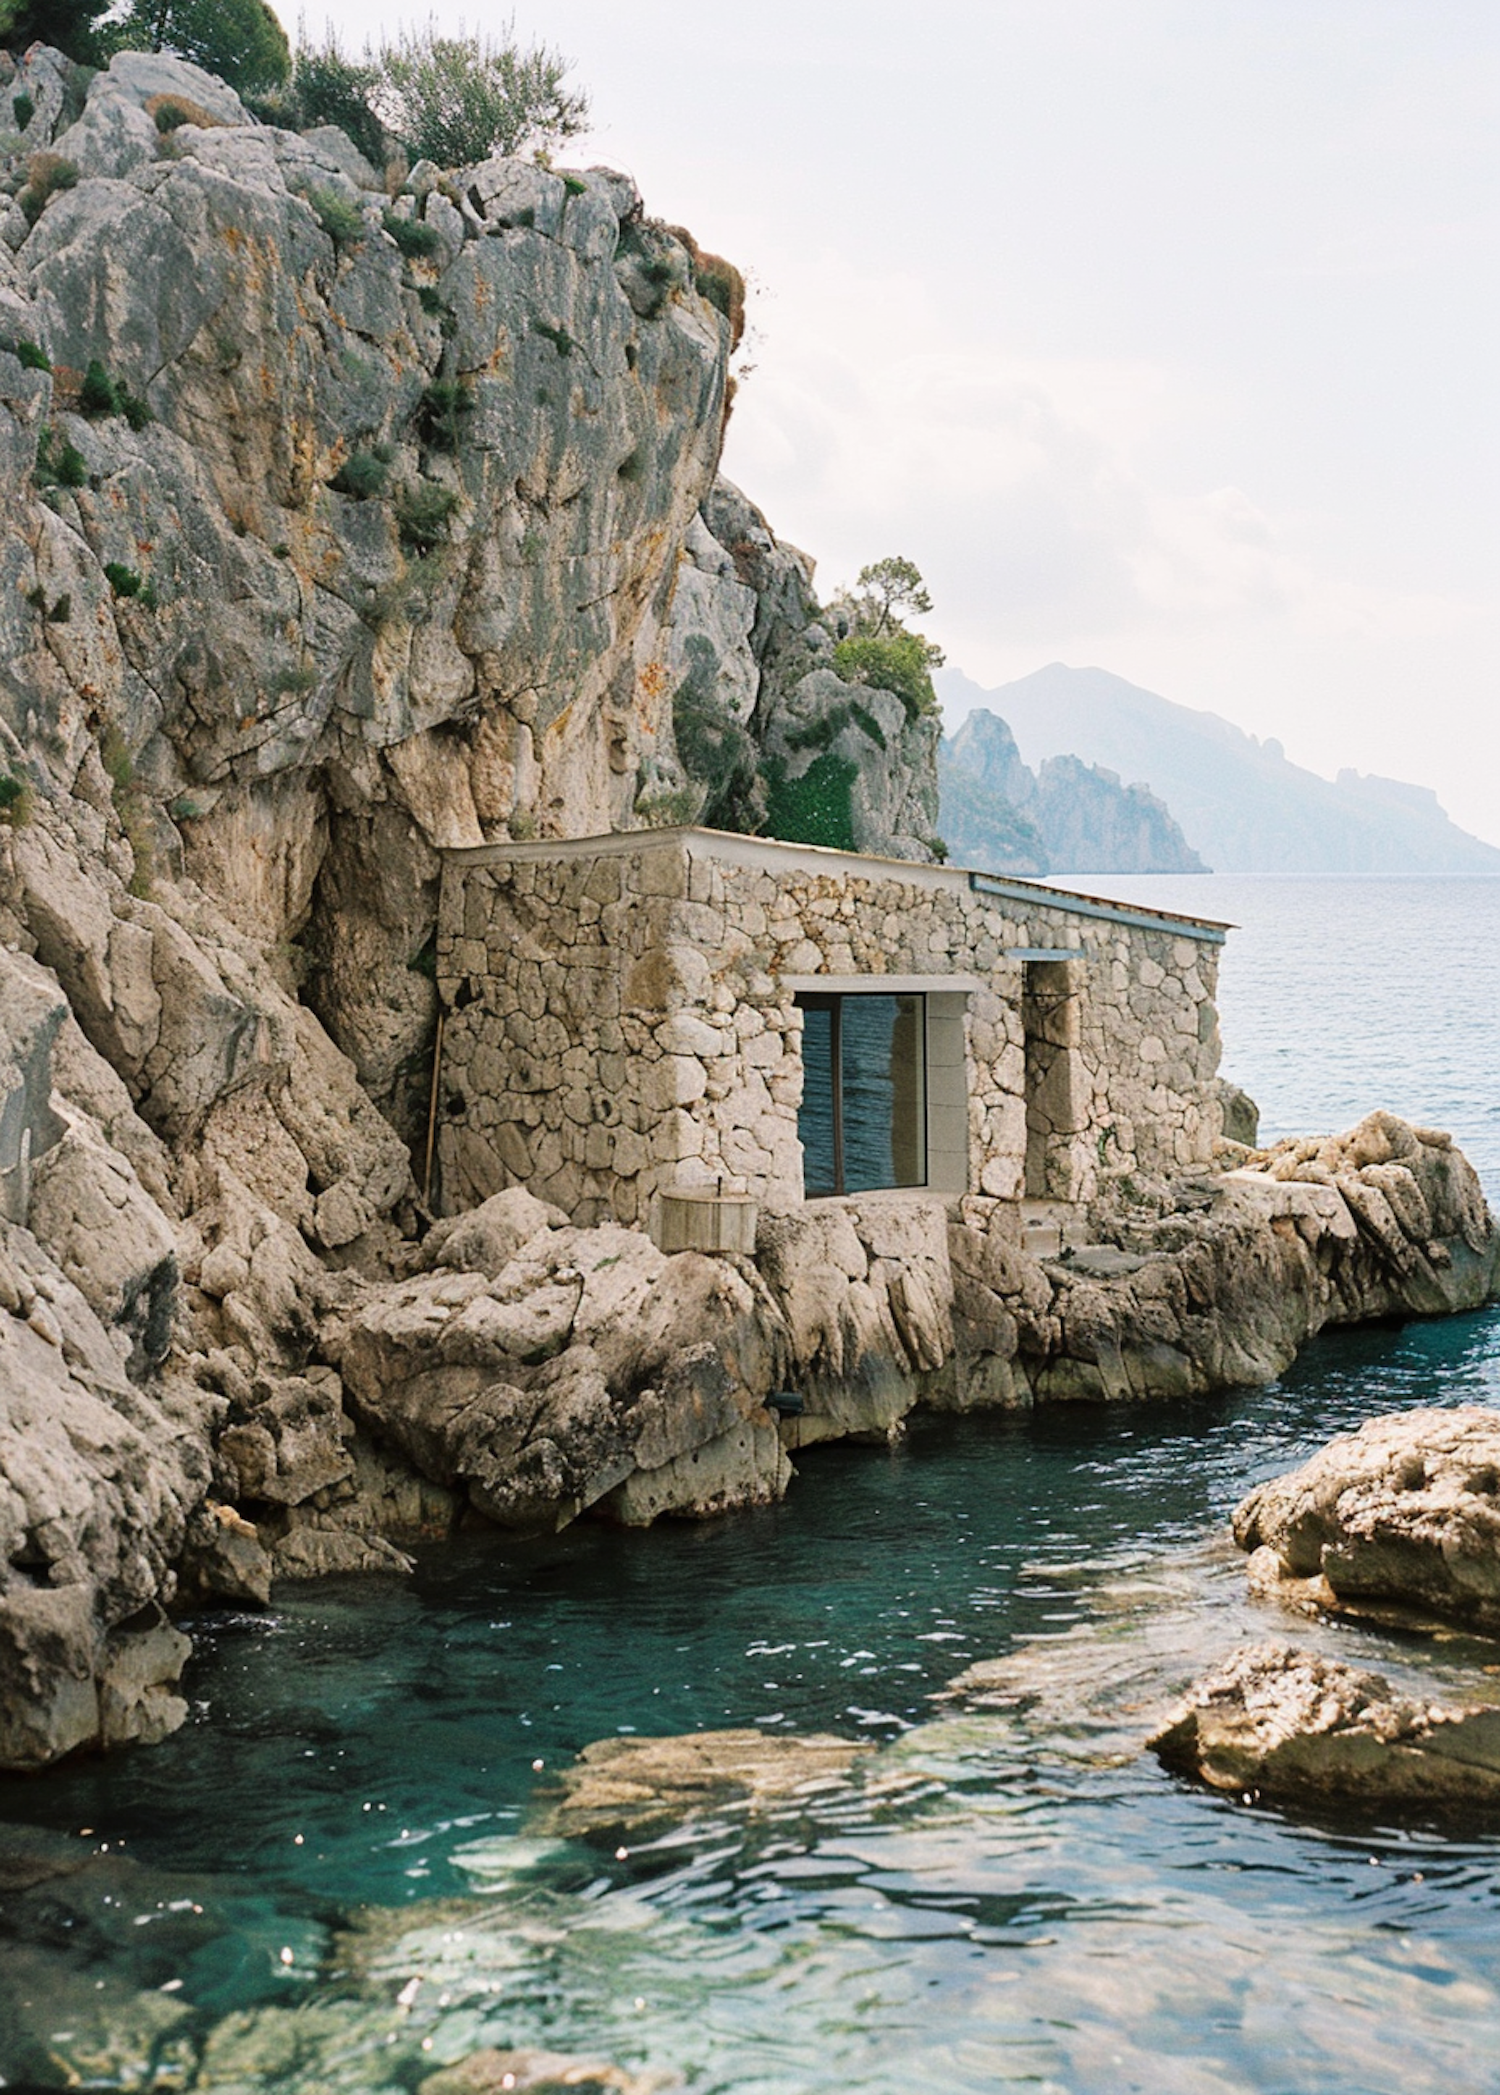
661, 476, 944, 860
940, 707, 1207, 874
0, 40, 785, 1764
1, 43, 743, 1132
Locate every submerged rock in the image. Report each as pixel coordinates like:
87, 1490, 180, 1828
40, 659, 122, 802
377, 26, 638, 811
1150, 1641, 1500, 1806
534, 1727, 875, 1842
420, 2048, 676, 2095
1233, 1406, 1500, 1634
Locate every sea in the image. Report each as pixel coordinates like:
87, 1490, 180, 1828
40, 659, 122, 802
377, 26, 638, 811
2, 874, 1499, 2094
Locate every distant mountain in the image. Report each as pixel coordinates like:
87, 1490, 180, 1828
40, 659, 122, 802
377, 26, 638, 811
939, 712, 1205, 875
936, 664, 1500, 875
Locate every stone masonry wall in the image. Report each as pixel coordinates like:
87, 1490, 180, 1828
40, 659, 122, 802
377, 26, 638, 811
434, 831, 1225, 1224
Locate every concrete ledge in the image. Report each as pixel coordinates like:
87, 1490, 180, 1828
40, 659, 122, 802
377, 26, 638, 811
441, 825, 1232, 940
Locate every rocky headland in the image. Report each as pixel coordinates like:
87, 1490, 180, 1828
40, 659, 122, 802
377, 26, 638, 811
939, 707, 1208, 876
1, 41, 1499, 1776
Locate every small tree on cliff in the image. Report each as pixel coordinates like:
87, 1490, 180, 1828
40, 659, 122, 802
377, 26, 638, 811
108, 0, 291, 93
850, 555, 934, 637
829, 555, 945, 721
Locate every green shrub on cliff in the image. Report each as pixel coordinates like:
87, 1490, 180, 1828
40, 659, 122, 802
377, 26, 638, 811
0, 771, 31, 825
260, 21, 589, 181
372, 23, 588, 167
78, 358, 154, 427
99, 723, 155, 895
828, 554, 945, 722
832, 631, 939, 722
328, 445, 390, 499
288, 35, 386, 164
306, 185, 365, 248
33, 425, 87, 489
19, 151, 77, 225
382, 208, 441, 260
415, 379, 473, 454
394, 479, 458, 553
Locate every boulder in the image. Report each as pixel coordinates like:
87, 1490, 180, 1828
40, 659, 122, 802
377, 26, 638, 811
1151, 1641, 1500, 1806
420, 2050, 672, 2095
327, 1225, 791, 1531
26, 1114, 178, 1377
1216, 1078, 1259, 1147
178, 1499, 273, 1607
420, 2050, 673, 2095
215, 1368, 353, 1507
1233, 1405, 1500, 1632
755, 1193, 955, 1440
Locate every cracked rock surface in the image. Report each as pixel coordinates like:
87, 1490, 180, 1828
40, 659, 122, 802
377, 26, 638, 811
1151, 1641, 1500, 1806
1234, 1405, 1500, 1633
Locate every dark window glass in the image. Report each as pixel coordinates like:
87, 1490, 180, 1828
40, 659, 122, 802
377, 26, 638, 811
799, 1000, 838, 1198
796, 992, 926, 1197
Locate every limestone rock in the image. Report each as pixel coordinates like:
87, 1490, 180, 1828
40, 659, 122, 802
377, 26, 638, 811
1233, 1405, 1500, 1632
0, 1220, 212, 1765
0, 945, 67, 1225
1151, 1641, 1500, 1805
178, 1166, 328, 1360
26, 1112, 178, 1377
179, 1499, 273, 1607
755, 1194, 955, 1440
1216, 1078, 1259, 1147
2, 51, 736, 1141
759, 665, 942, 861
266, 1524, 413, 1581
216, 1368, 353, 1507
417, 1184, 566, 1277
98, 1610, 191, 1749
327, 1225, 790, 1530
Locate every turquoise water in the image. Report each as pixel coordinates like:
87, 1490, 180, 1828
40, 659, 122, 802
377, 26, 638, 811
3, 877, 1499, 2092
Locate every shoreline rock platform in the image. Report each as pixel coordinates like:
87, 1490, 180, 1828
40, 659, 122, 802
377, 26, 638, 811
3, 1091, 1497, 1770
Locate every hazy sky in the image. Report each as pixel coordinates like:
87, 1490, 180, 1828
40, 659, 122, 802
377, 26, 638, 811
311, 1, 1500, 843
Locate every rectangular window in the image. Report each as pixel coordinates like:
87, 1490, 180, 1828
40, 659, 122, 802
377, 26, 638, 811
796, 992, 927, 1198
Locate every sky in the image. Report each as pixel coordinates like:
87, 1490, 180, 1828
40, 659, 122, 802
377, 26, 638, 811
310, 1, 1500, 843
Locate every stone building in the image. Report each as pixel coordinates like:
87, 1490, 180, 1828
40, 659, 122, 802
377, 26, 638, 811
432, 828, 1229, 1229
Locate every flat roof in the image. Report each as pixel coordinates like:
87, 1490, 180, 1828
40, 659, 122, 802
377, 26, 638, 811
442, 826, 1233, 945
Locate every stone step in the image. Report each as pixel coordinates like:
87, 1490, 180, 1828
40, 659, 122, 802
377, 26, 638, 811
1022, 1220, 1063, 1258
1021, 1199, 1089, 1251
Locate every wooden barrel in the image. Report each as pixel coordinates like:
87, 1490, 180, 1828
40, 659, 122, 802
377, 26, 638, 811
654, 1188, 759, 1256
